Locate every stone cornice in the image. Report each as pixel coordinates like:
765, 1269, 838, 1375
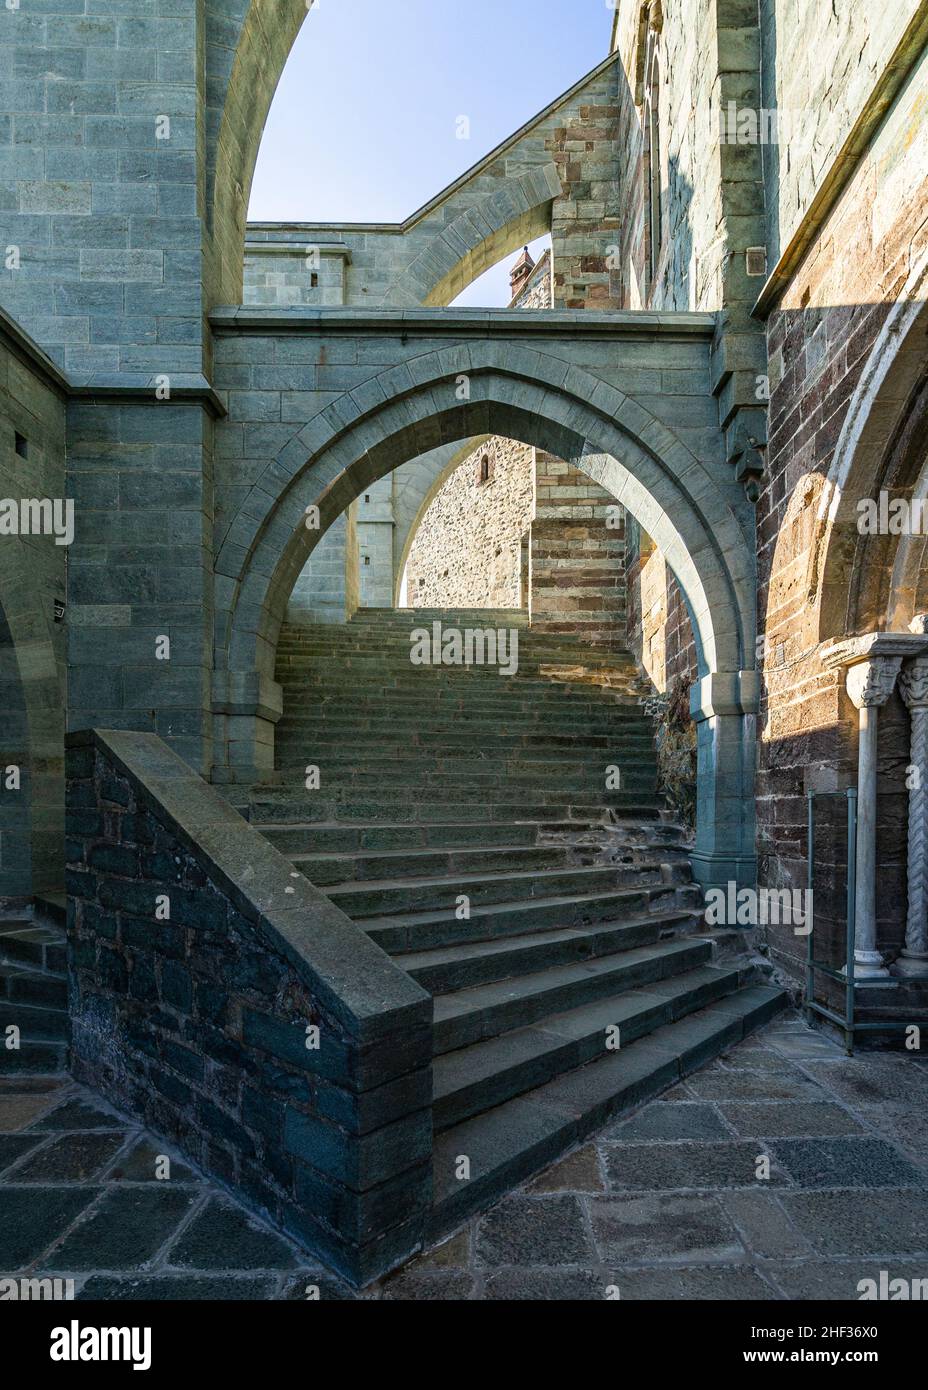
209, 305, 718, 340
0, 303, 69, 399
820, 631, 928, 671
0, 306, 226, 416
244, 241, 353, 263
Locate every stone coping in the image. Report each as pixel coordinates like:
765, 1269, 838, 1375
209, 305, 718, 338
66, 730, 429, 1044
820, 632, 928, 670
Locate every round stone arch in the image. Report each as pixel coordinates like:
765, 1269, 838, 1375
814, 248, 928, 643
215, 350, 758, 890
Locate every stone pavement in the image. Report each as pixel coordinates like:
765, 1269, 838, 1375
2, 1010, 927, 1301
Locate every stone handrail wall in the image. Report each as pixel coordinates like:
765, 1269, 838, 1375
65, 729, 432, 1285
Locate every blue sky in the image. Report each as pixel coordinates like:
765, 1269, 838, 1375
249, 0, 613, 305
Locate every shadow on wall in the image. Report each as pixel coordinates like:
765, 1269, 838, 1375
756, 293, 928, 981
0, 595, 31, 900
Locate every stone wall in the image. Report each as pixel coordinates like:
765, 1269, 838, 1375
755, 34, 928, 978
405, 436, 534, 611
625, 515, 698, 828
67, 398, 215, 775
759, 0, 923, 264
0, 313, 67, 901
65, 729, 432, 1285
0, 1, 205, 379
243, 245, 348, 309
289, 505, 359, 625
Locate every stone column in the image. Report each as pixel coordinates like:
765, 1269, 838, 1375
845, 657, 902, 978
897, 655, 928, 977
688, 670, 759, 894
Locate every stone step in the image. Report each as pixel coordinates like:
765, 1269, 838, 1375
277, 691, 643, 716
360, 883, 697, 953
273, 750, 657, 773
275, 659, 639, 683
0, 997, 71, 1041
430, 938, 713, 1054
274, 729, 650, 751
326, 863, 673, 918
273, 770, 658, 797
275, 717, 652, 738
397, 912, 697, 994
255, 820, 585, 853
277, 669, 639, 693
249, 798, 661, 826
268, 775, 660, 804
0, 962, 68, 1008
428, 985, 789, 1239
254, 795, 664, 822
293, 842, 579, 886
0, 920, 67, 976
431, 963, 744, 1129
0, 1038, 69, 1075
276, 645, 637, 667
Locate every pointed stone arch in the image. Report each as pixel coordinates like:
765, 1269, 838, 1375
213, 340, 758, 890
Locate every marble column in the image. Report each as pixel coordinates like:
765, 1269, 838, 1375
845, 656, 903, 978
897, 655, 928, 977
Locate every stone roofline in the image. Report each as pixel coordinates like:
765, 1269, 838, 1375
510, 248, 553, 308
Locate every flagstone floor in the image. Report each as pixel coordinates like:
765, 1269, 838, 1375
2, 1011, 928, 1301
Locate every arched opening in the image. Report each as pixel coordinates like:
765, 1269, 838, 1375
213, 353, 756, 892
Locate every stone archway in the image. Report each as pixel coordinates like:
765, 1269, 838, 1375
213, 345, 758, 890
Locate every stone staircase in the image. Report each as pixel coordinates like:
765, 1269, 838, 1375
245, 608, 787, 1241
0, 901, 69, 1078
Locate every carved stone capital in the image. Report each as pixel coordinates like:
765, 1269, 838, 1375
845, 656, 902, 710
899, 656, 928, 711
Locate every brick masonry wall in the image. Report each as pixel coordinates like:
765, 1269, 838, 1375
530, 452, 628, 649
756, 40, 928, 979
625, 523, 698, 693
549, 98, 623, 310
65, 730, 432, 1285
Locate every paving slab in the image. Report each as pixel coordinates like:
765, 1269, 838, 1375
771, 1137, 927, 1190
590, 1193, 746, 1264
3, 1016, 927, 1299
718, 1100, 865, 1137
475, 1194, 593, 1267
604, 1101, 733, 1142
